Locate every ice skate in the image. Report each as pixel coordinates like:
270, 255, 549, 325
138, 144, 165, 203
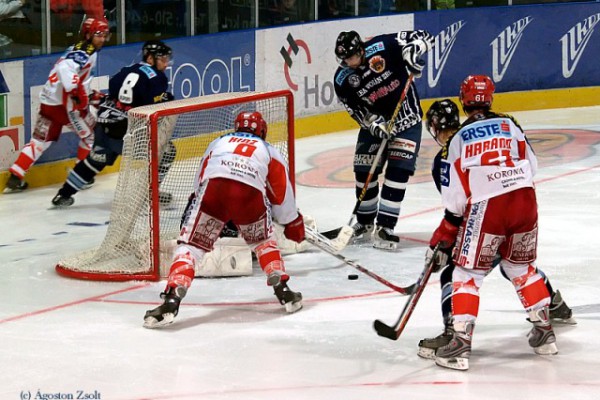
4, 173, 28, 193
373, 225, 400, 250
527, 308, 558, 355
418, 325, 454, 360
51, 193, 75, 207
435, 322, 473, 371
350, 222, 374, 244
268, 272, 302, 313
143, 286, 187, 329
549, 290, 576, 325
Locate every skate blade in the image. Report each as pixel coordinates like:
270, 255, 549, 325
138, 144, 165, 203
534, 342, 558, 355
551, 316, 577, 325
373, 240, 400, 251
284, 301, 302, 313
417, 347, 436, 360
3, 186, 26, 194
435, 356, 469, 371
143, 313, 175, 329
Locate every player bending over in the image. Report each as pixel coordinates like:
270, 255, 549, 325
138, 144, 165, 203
333, 29, 433, 250
143, 111, 305, 328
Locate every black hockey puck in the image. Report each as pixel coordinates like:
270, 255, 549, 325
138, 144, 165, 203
348, 274, 359, 280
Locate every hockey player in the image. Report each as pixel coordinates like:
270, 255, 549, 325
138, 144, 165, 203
5, 17, 110, 193
428, 75, 559, 371
51, 40, 174, 207
143, 111, 305, 328
333, 29, 433, 250
417, 98, 575, 360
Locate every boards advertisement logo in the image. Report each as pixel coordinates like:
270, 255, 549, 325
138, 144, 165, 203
560, 13, 600, 78
428, 21, 465, 88
0, 67, 24, 170
280, 33, 312, 92
491, 16, 533, 82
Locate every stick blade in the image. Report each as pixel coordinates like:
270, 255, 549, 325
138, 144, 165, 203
373, 319, 399, 340
320, 228, 342, 239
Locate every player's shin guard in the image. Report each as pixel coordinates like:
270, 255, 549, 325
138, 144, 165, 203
10, 138, 52, 178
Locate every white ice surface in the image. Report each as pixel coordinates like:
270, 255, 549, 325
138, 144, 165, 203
1, 107, 599, 400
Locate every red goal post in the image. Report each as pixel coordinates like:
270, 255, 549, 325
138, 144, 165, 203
55, 90, 295, 281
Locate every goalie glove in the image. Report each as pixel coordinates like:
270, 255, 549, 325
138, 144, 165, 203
402, 39, 428, 78
367, 115, 391, 140
284, 212, 305, 243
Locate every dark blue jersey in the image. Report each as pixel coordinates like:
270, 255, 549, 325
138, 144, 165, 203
98, 62, 170, 139
333, 31, 433, 132
109, 62, 169, 108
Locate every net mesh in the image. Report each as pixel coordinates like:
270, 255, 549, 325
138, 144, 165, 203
56, 91, 293, 281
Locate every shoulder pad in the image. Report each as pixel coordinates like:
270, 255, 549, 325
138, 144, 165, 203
139, 65, 157, 79
335, 67, 354, 86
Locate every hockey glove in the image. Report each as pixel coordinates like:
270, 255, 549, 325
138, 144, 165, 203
368, 115, 391, 140
89, 90, 106, 107
70, 84, 89, 111
402, 40, 428, 78
284, 213, 305, 243
425, 246, 451, 273
429, 217, 461, 250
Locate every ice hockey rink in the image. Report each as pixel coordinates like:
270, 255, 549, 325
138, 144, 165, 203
1, 105, 599, 400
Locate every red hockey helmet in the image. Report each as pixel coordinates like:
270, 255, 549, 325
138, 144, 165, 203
234, 111, 267, 140
459, 75, 495, 108
81, 17, 111, 40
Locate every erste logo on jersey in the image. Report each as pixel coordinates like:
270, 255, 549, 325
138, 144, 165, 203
364, 42, 385, 58
460, 120, 511, 142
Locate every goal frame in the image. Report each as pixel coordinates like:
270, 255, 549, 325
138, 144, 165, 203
55, 90, 295, 282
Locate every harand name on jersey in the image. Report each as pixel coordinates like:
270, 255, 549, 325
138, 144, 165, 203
460, 120, 511, 142
465, 137, 512, 158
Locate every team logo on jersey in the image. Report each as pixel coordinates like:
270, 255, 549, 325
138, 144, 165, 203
440, 160, 450, 187
491, 16, 533, 82
368, 55, 385, 73
560, 13, 600, 78
348, 74, 361, 87
428, 21, 465, 87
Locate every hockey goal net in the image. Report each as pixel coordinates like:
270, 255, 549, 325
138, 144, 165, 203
55, 90, 295, 281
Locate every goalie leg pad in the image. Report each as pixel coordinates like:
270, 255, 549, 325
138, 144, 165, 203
197, 237, 252, 277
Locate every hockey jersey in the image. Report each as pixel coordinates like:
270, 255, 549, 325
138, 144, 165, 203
97, 62, 170, 139
440, 111, 538, 217
195, 132, 298, 225
333, 31, 433, 132
39, 41, 99, 108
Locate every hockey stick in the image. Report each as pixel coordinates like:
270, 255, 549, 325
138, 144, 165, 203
321, 74, 415, 240
373, 244, 441, 340
304, 226, 416, 295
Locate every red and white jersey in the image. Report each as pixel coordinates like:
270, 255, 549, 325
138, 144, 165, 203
39, 41, 99, 108
440, 111, 538, 216
195, 132, 298, 225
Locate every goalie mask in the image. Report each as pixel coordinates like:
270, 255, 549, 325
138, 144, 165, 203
459, 75, 495, 109
234, 111, 268, 140
335, 30, 364, 66
426, 99, 460, 145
